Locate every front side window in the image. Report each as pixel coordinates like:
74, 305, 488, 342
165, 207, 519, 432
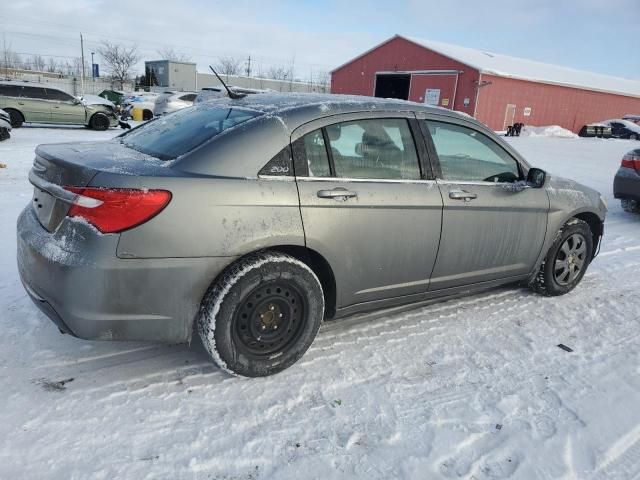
425, 121, 521, 183
326, 118, 420, 180
121, 106, 261, 160
46, 89, 75, 102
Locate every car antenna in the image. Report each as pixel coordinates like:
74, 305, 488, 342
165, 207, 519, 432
209, 66, 246, 100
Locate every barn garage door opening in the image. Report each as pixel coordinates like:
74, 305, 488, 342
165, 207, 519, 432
375, 74, 410, 100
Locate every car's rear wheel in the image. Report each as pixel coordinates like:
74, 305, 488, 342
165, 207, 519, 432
530, 218, 593, 296
90, 113, 110, 131
5, 108, 23, 128
198, 252, 324, 377
621, 199, 640, 213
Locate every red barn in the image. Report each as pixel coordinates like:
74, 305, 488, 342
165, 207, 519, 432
331, 35, 640, 132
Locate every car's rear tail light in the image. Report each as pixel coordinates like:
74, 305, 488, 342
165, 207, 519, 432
64, 187, 171, 233
621, 152, 640, 171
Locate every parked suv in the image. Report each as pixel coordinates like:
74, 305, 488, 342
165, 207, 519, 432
17, 94, 607, 377
0, 81, 118, 130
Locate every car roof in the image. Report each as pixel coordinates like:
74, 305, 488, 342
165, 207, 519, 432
203, 92, 477, 128
0, 80, 57, 89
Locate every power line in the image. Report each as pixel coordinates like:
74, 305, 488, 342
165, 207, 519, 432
0, 23, 334, 72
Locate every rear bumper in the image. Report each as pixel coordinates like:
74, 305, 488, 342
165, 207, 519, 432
17, 206, 234, 343
613, 167, 640, 201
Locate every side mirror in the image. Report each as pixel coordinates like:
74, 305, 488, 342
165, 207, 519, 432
527, 167, 546, 188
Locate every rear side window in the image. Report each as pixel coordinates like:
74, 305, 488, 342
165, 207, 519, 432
20, 86, 48, 100
179, 94, 197, 102
0, 84, 23, 97
326, 118, 420, 180
425, 121, 521, 183
121, 105, 261, 160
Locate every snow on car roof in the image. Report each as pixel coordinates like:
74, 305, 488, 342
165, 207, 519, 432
333, 35, 640, 99
602, 119, 640, 132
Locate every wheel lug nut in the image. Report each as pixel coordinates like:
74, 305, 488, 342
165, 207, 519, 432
269, 305, 275, 311
279, 313, 283, 318
261, 325, 266, 330
274, 325, 278, 330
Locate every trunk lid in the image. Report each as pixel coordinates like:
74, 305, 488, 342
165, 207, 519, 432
29, 140, 169, 232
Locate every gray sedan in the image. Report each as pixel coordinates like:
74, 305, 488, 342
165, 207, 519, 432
17, 94, 607, 377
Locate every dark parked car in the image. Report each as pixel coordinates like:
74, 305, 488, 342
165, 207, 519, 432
603, 119, 640, 140
0, 108, 11, 141
613, 148, 640, 213
579, 123, 612, 138
17, 94, 607, 377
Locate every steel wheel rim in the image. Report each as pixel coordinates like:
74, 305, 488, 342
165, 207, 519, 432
232, 281, 307, 358
553, 233, 587, 285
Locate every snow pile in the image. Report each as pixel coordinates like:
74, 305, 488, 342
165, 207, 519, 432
520, 125, 578, 139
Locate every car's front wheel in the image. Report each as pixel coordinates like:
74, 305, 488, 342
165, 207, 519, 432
89, 113, 110, 131
621, 199, 640, 213
530, 218, 593, 296
5, 108, 23, 128
198, 252, 324, 377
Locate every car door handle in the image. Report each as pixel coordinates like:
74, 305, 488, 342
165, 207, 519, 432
317, 188, 357, 200
449, 189, 478, 201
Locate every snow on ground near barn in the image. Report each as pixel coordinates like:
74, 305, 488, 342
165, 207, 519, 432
0, 126, 639, 480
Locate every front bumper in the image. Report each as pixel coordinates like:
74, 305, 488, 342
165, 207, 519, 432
17, 206, 234, 343
613, 167, 640, 201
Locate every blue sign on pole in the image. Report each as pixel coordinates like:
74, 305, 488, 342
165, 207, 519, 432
92, 64, 99, 78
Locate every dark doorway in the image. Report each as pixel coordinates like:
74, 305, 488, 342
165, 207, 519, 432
374, 74, 410, 100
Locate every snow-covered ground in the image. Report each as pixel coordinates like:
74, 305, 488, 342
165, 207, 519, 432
0, 127, 639, 480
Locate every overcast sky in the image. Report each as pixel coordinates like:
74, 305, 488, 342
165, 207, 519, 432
1, 0, 638, 81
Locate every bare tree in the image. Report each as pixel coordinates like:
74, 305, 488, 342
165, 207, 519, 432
215, 55, 242, 76
316, 70, 330, 92
266, 65, 292, 81
31, 54, 46, 72
46, 57, 59, 73
156, 47, 191, 62
97, 41, 140, 89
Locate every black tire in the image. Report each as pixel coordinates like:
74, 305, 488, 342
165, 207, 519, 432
630, 134, 638, 141
5, 109, 23, 128
143, 109, 153, 121
198, 252, 324, 377
530, 218, 593, 296
0, 127, 10, 142
90, 113, 110, 131
621, 199, 640, 213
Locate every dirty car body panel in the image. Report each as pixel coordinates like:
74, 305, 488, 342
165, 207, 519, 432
16, 93, 606, 344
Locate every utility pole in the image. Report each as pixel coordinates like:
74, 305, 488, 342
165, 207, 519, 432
80, 32, 86, 96
3, 34, 9, 78
246, 55, 251, 77
91, 51, 95, 82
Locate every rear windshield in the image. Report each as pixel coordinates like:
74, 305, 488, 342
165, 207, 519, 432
121, 105, 261, 160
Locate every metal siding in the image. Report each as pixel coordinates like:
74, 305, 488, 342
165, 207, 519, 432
408, 74, 458, 109
476, 74, 640, 132
331, 36, 480, 115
